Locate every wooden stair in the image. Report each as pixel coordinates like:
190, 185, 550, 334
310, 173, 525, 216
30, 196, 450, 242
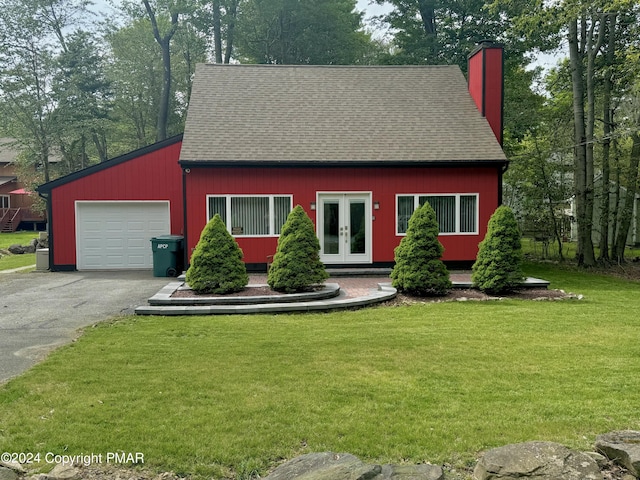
0, 208, 22, 232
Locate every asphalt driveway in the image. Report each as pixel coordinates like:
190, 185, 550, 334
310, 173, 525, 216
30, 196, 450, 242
0, 270, 169, 384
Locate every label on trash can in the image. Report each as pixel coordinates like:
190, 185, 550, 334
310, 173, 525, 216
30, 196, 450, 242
157, 244, 169, 249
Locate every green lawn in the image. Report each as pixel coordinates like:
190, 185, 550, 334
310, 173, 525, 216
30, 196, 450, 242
0, 263, 639, 479
0, 231, 40, 271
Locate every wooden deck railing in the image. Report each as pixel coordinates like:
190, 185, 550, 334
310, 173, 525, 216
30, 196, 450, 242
0, 208, 22, 232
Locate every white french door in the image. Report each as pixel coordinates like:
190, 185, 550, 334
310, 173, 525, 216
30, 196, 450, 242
318, 193, 371, 264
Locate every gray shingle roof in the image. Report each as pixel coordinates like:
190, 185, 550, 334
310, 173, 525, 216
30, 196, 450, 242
179, 64, 507, 164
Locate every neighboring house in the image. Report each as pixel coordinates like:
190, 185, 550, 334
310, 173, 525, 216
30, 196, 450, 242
0, 139, 49, 231
38, 42, 507, 272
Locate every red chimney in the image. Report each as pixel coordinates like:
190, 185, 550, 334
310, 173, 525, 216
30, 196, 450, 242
468, 41, 504, 146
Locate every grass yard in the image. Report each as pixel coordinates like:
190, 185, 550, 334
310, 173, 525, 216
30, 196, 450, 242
0, 262, 639, 479
0, 231, 39, 271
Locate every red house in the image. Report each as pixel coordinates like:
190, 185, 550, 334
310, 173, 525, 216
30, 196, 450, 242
38, 42, 506, 272
180, 42, 506, 270
37, 137, 184, 270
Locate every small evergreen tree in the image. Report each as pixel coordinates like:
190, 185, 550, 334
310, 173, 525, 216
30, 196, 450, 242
185, 214, 248, 294
472, 205, 525, 294
391, 202, 451, 296
268, 205, 328, 293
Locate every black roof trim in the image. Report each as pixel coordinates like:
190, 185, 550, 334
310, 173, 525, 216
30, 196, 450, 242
37, 134, 183, 193
179, 159, 508, 169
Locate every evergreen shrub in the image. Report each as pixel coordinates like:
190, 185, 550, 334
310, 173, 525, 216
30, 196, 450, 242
185, 214, 248, 294
472, 205, 525, 294
391, 202, 451, 296
268, 205, 328, 293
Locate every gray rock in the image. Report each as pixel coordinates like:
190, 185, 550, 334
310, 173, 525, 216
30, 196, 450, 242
43, 464, 79, 480
379, 463, 444, 479
7, 244, 24, 254
596, 430, 640, 476
0, 462, 26, 474
23, 244, 36, 253
264, 453, 444, 480
584, 451, 608, 468
473, 441, 602, 480
264, 452, 380, 480
0, 467, 18, 480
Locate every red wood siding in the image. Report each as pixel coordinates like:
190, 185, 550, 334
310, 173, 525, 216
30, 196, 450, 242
468, 52, 484, 115
185, 165, 500, 264
468, 44, 503, 145
49, 141, 183, 268
483, 47, 504, 145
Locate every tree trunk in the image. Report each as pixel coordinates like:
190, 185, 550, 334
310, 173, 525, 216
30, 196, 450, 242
92, 131, 108, 162
585, 14, 604, 264
417, 0, 436, 35
157, 38, 172, 141
598, 13, 616, 263
143, 0, 179, 142
612, 130, 640, 262
568, 18, 595, 267
212, 0, 223, 63
224, 0, 238, 64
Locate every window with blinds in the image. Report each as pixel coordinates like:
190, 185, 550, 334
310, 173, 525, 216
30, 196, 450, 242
396, 194, 478, 235
207, 195, 292, 236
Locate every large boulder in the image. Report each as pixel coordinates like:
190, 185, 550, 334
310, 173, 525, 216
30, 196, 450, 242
263, 452, 444, 480
0, 466, 17, 480
596, 430, 640, 477
264, 453, 378, 480
7, 244, 24, 254
473, 441, 602, 480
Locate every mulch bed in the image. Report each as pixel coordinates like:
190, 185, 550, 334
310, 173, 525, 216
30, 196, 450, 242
386, 287, 576, 306
172, 285, 280, 298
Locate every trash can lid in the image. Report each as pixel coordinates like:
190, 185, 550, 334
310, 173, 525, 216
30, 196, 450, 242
152, 235, 184, 241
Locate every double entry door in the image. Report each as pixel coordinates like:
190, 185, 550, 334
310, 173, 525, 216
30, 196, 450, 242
318, 193, 371, 264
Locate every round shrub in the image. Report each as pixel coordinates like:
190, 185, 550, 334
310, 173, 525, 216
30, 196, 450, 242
268, 205, 328, 293
185, 214, 248, 294
472, 205, 524, 294
391, 202, 451, 296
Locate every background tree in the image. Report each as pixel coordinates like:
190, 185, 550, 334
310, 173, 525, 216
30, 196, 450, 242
0, 0, 92, 182
52, 30, 112, 170
234, 0, 372, 64
194, 0, 238, 63
185, 214, 249, 294
267, 205, 328, 293
104, 19, 164, 150
141, 0, 187, 141
472, 205, 525, 294
391, 202, 451, 296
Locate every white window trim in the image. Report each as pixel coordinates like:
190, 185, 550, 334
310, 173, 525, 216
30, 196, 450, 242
206, 194, 293, 237
396, 193, 479, 236
0, 195, 9, 209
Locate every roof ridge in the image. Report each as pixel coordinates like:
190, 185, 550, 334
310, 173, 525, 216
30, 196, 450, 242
196, 63, 458, 69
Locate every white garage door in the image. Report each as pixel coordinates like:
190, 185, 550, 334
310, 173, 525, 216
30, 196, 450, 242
76, 201, 171, 270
